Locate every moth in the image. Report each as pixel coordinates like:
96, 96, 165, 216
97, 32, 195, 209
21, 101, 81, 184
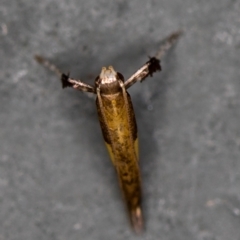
35, 31, 182, 233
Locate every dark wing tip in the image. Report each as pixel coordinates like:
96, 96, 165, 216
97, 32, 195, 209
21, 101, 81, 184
61, 73, 72, 88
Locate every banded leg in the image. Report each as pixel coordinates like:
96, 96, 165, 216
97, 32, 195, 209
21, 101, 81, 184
124, 30, 183, 89
34, 55, 95, 93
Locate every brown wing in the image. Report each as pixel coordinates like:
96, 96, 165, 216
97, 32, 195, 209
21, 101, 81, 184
96, 90, 143, 232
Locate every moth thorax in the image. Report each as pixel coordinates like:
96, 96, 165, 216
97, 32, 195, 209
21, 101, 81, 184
97, 66, 124, 95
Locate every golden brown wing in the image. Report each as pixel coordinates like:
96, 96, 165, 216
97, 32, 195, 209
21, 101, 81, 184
96, 91, 143, 233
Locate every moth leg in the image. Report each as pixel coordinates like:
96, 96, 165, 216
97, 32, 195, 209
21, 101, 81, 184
61, 73, 96, 93
124, 30, 183, 89
34, 55, 96, 93
34, 55, 62, 78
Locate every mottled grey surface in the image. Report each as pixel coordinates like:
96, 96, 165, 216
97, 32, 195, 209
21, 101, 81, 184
1, 0, 240, 239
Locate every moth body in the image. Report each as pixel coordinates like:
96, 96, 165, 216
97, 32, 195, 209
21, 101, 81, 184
96, 66, 143, 232
34, 30, 182, 233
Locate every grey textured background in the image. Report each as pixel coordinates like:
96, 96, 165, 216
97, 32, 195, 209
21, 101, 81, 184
1, 0, 240, 239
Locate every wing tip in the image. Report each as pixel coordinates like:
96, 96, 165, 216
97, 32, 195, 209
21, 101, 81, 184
131, 207, 144, 234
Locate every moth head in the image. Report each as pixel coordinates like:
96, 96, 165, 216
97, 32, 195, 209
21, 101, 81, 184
95, 66, 124, 94
99, 66, 118, 84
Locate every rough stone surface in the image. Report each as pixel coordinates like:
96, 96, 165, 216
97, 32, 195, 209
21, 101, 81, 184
1, 0, 240, 239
